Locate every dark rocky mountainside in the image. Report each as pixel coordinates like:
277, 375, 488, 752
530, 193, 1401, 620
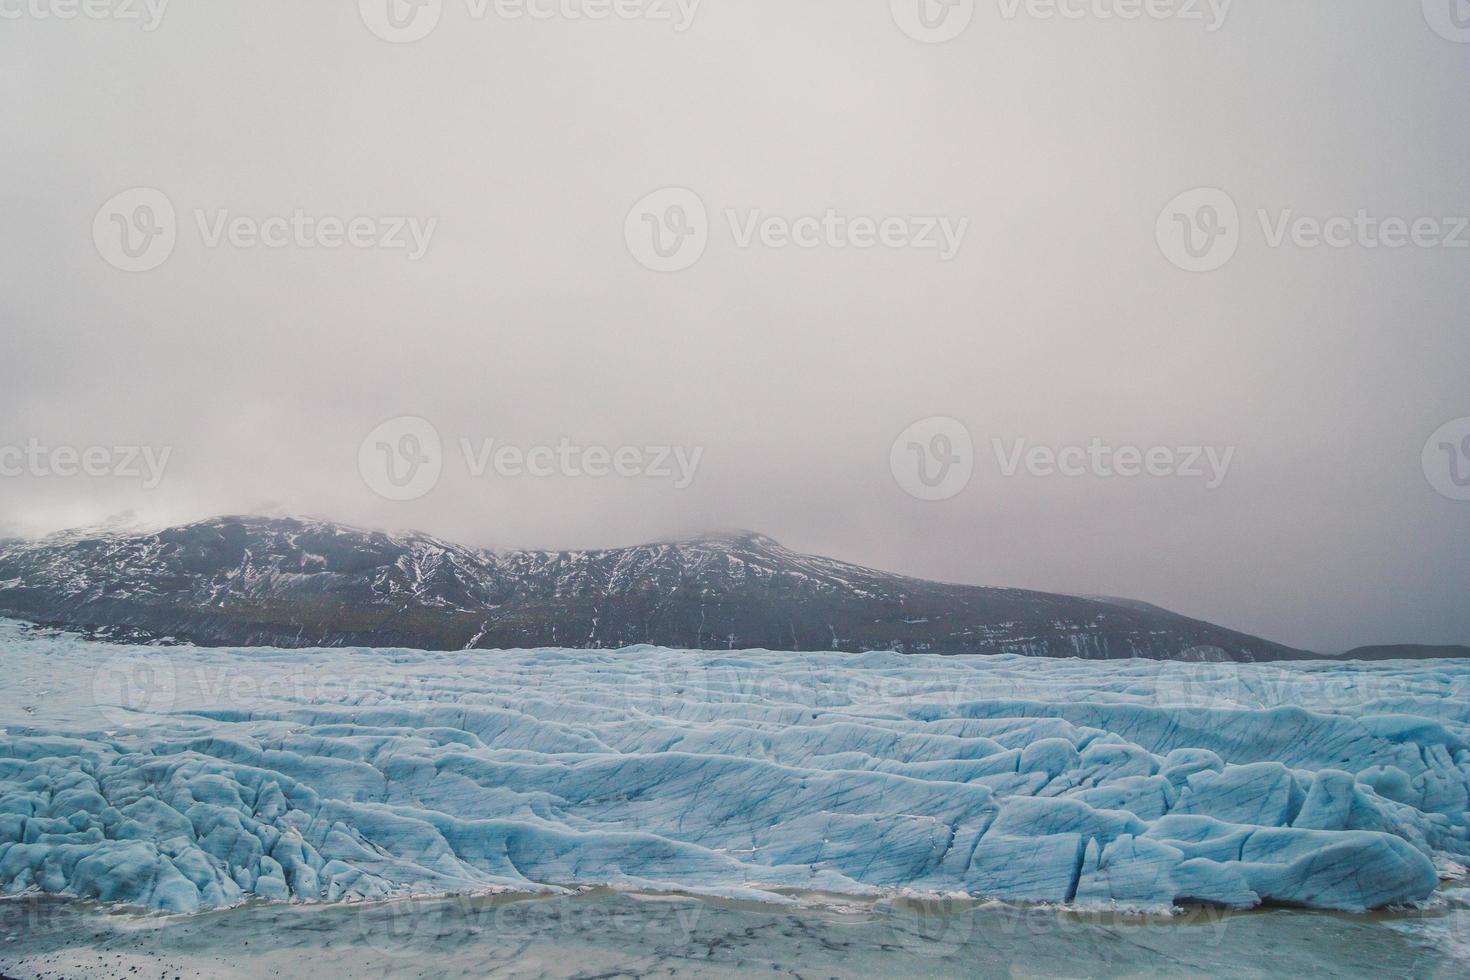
0, 516, 1312, 660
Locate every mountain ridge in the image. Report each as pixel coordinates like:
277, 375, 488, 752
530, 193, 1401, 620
1340, 644, 1470, 661
0, 514, 1316, 660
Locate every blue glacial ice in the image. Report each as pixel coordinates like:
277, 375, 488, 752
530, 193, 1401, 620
0, 620, 1466, 914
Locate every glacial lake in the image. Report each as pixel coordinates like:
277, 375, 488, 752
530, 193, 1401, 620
3, 885, 1467, 979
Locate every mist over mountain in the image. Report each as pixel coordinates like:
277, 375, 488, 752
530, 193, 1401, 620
0, 515, 1312, 661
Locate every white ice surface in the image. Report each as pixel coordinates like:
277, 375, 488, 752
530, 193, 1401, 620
1, 621, 1466, 914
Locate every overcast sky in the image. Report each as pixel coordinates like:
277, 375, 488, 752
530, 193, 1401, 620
2, 1, 1467, 652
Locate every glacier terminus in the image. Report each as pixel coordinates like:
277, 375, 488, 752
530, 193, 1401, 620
0, 620, 1465, 918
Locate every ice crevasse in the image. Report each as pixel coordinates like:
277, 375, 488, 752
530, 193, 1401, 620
0, 624, 1466, 914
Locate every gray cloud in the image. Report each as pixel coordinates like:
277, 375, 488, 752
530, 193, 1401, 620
1, 0, 1467, 652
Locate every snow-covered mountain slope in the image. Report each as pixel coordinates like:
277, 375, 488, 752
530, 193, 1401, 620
0, 515, 1307, 660
1, 624, 1464, 913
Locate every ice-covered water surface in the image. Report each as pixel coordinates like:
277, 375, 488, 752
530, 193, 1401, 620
1, 620, 1467, 916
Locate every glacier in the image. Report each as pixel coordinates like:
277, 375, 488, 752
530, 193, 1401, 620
0, 620, 1466, 916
